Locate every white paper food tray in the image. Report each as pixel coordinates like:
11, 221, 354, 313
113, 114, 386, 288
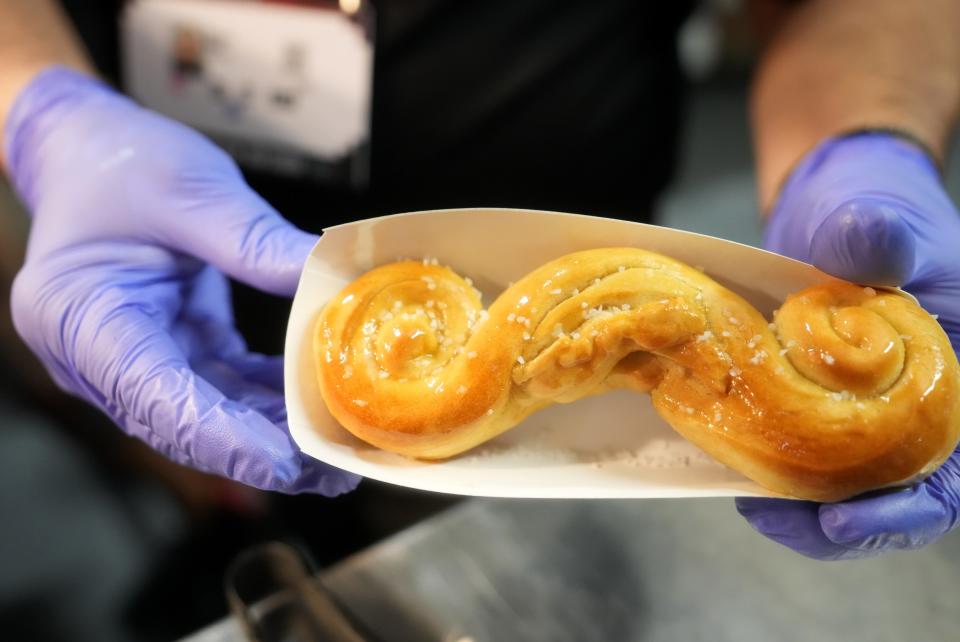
285, 208, 848, 499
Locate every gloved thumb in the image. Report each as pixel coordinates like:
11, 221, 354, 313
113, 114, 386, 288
817, 451, 960, 552
808, 198, 916, 286
162, 186, 318, 297
817, 492, 949, 553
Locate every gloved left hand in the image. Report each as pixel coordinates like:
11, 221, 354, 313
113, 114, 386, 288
4, 66, 358, 495
737, 132, 960, 559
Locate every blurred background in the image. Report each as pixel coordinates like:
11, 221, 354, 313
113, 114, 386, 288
2, 1, 960, 641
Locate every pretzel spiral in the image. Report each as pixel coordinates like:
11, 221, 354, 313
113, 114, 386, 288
315, 248, 960, 501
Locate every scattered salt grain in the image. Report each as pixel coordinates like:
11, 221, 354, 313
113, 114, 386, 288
828, 390, 856, 402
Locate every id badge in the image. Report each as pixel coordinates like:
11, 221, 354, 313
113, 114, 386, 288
121, 0, 374, 188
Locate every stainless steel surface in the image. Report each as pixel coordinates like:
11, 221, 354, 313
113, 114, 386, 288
183, 497, 960, 642
323, 498, 960, 642
225, 542, 369, 642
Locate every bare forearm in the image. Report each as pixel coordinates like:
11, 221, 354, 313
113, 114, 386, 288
752, 0, 960, 211
0, 0, 92, 166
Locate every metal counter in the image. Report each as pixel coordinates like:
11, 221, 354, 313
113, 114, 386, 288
183, 497, 960, 641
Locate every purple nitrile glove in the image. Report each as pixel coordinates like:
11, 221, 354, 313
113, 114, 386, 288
5, 66, 358, 495
737, 132, 960, 559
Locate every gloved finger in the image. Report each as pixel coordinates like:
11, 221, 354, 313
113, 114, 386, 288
121, 413, 201, 471
735, 498, 868, 560
115, 364, 362, 497
171, 295, 285, 393
819, 483, 958, 552
181, 264, 238, 327
193, 351, 360, 495
807, 198, 916, 286
159, 188, 318, 297
170, 266, 248, 361
81, 302, 305, 490
294, 456, 361, 497
192, 353, 287, 424
120, 403, 350, 497
222, 352, 285, 392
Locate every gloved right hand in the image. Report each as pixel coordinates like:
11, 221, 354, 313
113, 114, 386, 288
4, 66, 358, 495
737, 133, 960, 558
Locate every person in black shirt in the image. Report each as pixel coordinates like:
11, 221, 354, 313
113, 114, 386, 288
3, 0, 960, 562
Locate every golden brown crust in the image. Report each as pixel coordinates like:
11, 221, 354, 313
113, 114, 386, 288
314, 248, 960, 501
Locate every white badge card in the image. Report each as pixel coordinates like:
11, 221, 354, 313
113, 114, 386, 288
122, 0, 374, 186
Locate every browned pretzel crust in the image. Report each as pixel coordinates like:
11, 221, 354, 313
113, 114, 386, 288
315, 248, 960, 501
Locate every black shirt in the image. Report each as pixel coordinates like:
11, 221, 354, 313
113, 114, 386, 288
62, 0, 692, 227
370, 0, 691, 220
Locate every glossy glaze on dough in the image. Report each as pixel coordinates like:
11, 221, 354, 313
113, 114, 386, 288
314, 248, 960, 501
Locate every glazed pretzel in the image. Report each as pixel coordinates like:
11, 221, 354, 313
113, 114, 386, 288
314, 248, 960, 501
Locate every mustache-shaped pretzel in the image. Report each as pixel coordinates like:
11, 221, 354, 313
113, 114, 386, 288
314, 248, 960, 501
